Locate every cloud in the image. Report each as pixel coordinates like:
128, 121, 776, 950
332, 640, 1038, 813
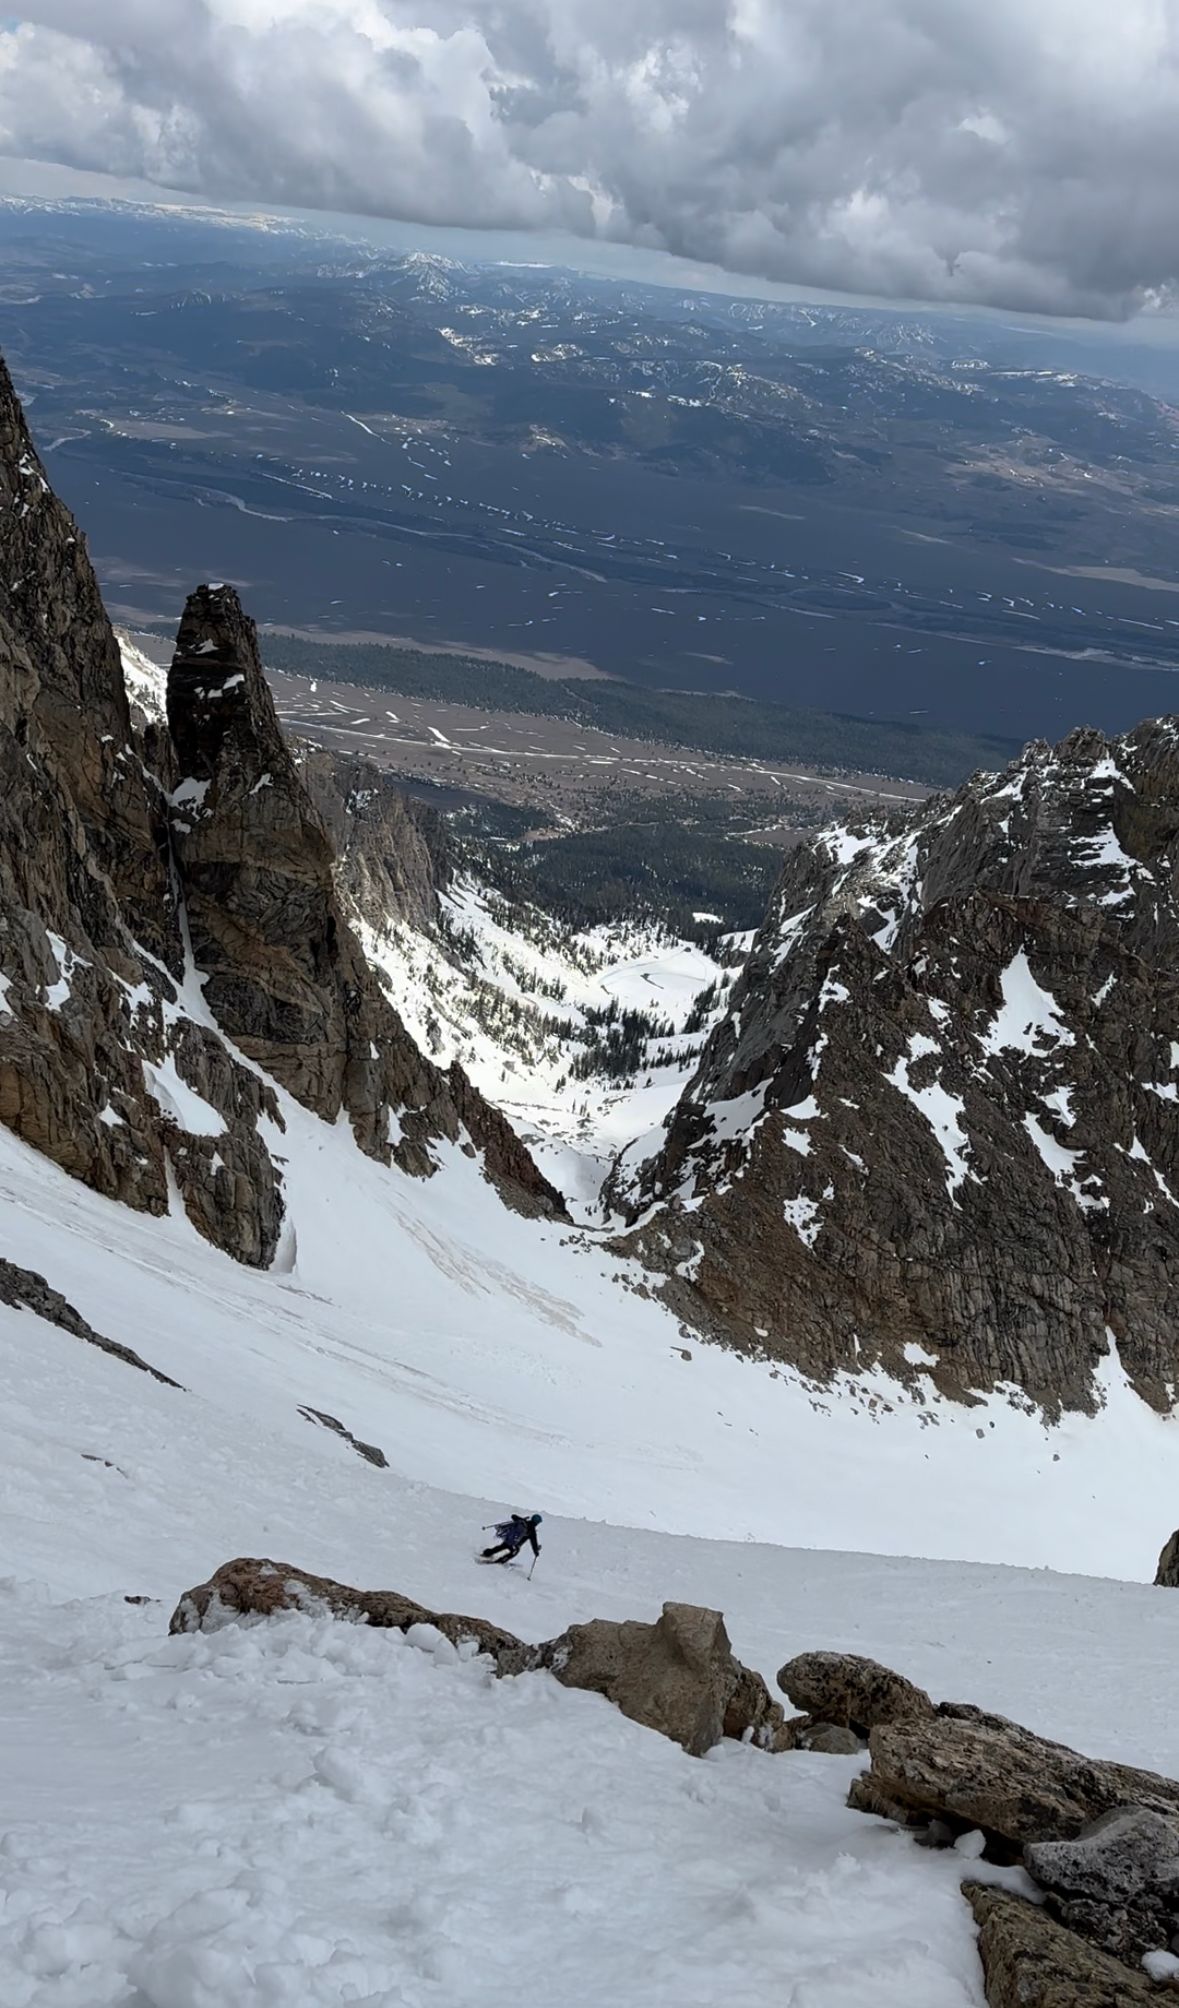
1, 0, 1177, 317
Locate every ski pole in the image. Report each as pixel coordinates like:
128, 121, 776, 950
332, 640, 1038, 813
527, 1552, 538, 1581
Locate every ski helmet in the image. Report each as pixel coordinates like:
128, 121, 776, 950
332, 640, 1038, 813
529, 1512, 543, 1525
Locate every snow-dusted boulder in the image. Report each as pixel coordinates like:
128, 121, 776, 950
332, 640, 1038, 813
1154, 1531, 1179, 1587
540, 1600, 789, 1757
777, 1650, 935, 1736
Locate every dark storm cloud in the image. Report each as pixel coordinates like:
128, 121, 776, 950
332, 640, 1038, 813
2, 0, 1177, 317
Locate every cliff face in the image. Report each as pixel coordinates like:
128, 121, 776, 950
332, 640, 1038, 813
0, 358, 561, 1265
617, 724, 1179, 1415
166, 584, 562, 1214
0, 353, 189, 1229
298, 746, 448, 940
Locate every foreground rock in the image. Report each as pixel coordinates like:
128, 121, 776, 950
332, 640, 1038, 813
540, 1602, 789, 1756
851, 1708, 1179, 1848
777, 1650, 935, 1736
1027, 1806, 1179, 1966
794, 1721, 863, 1755
169, 1557, 532, 1671
965, 1884, 1166, 2007
1155, 1532, 1179, 1587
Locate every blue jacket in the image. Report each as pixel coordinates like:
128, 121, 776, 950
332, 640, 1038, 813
496, 1515, 541, 1558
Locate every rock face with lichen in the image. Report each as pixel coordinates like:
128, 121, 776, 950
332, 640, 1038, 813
615, 725, 1179, 1415
0, 350, 561, 1268
850, 1705, 1179, 1845
777, 1650, 936, 1737
1026, 1805, 1179, 1966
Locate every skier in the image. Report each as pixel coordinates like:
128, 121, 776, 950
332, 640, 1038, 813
480, 1511, 542, 1565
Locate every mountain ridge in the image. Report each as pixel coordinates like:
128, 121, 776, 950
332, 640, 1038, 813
614, 718, 1179, 1416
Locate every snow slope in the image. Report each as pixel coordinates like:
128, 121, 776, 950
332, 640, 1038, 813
0, 1585, 1029, 2008
116, 630, 167, 723
5, 1124, 1179, 2004
4, 1070, 1179, 1580
6, 1076, 1179, 2000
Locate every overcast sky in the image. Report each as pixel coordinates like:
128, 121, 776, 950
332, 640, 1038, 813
2, 0, 1177, 321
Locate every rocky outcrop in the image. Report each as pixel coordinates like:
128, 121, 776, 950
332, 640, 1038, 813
166, 585, 563, 1218
0, 359, 179, 976
539, 1601, 789, 1756
1154, 1533, 1179, 1587
964, 1884, 1166, 2007
162, 1018, 286, 1266
850, 1707, 1179, 1848
169, 1566, 785, 1758
777, 1650, 935, 1735
0, 355, 175, 1218
168, 585, 407, 1135
1026, 1806, 1179, 1966
0, 1254, 182, 1387
0, 356, 291, 1263
0, 356, 250, 1243
616, 722, 1179, 1413
298, 1406, 388, 1469
836, 1659, 1179, 1991
169, 1557, 532, 1670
